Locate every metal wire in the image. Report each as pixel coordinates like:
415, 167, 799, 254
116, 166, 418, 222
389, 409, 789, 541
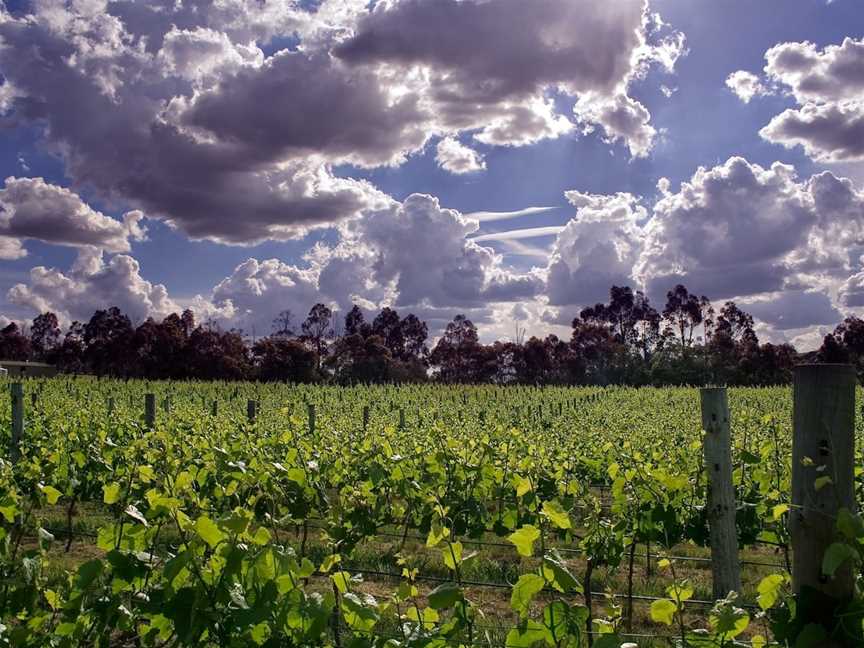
333, 564, 762, 610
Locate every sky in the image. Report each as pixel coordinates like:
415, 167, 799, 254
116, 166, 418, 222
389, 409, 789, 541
0, 0, 862, 348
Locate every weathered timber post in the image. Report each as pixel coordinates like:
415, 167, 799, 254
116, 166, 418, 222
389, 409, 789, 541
144, 393, 156, 429
700, 387, 741, 599
247, 399, 257, 424
211, 400, 218, 417
308, 404, 316, 435
791, 364, 856, 600
10, 383, 23, 463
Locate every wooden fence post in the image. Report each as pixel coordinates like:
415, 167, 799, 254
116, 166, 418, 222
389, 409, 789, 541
308, 404, 316, 435
791, 364, 856, 599
247, 400, 257, 424
700, 387, 741, 599
10, 383, 23, 463
211, 400, 218, 417
144, 393, 156, 429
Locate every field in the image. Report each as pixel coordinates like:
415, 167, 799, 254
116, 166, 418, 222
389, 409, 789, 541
0, 378, 853, 647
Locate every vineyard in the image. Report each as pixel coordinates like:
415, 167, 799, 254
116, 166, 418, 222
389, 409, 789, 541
0, 377, 860, 647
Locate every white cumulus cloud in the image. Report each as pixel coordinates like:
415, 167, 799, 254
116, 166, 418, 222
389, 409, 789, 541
435, 137, 486, 174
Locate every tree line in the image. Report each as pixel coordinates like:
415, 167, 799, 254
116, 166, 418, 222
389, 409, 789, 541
0, 284, 857, 385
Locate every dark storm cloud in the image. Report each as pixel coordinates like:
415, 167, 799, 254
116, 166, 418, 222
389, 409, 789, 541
335, 0, 643, 99
334, 0, 680, 155
0, 5, 386, 244
0, 0, 681, 248
642, 264, 789, 305
181, 50, 428, 168
743, 290, 841, 331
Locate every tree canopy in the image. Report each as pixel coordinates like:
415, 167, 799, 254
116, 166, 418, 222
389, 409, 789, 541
2, 283, 854, 385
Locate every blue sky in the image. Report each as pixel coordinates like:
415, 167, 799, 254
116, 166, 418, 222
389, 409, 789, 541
0, 0, 862, 347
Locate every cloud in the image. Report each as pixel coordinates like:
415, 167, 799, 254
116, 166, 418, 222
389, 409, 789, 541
0, 237, 26, 260
471, 226, 564, 242
220, 192, 549, 333
107, 0, 310, 51
178, 49, 429, 168
7, 155, 862, 343
0, 0, 683, 247
0, 2, 391, 244
207, 257, 325, 334
466, 206, 557, 223
631, 158, 864, 337
839, 271, 864, 307
335, 0, 684, 156
545, 191, 646, 307
339, 193, 544, 309
498, 239, 555, 260
760, 100, 864, 162
511, 303, 530, 321
480, 300, 572, 344
573, 92, 656, 157
790, 171, 864, 277
0, 177, 146, 255
541, 157, 864, 336
637, 158, 817, 301
156, 25, 264, 84
5, 187, 546, 335
731, 37, 864, 162
763, 37, 864, 104
741, 290, 841, 331
336, 0, 643, 95
725, 70, 768, 103
456, 155, 862, 337
472, 96, 575, 147
203, 253, 511, 339
7, 249, 177, 324
435, 137, 486, 174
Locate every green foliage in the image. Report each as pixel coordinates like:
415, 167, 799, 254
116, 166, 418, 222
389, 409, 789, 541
0, 377, 857, 646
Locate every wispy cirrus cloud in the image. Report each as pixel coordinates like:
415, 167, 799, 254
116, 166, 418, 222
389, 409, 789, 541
470, 226, 565, 242
466, 206, 559, 222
